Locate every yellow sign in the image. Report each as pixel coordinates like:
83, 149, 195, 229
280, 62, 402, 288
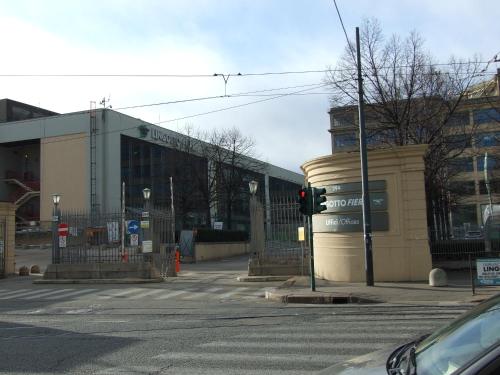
140, 220, 149, 229
298, 227, 305, 241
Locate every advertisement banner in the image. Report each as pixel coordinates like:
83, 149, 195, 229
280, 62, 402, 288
477, 258, 500, 285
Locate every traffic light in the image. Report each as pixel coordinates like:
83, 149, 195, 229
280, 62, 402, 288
298, 188, 310, 215
313, 187, 327, 214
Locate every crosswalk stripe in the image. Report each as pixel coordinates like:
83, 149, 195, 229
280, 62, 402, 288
0, 289, 32, 298
218, 287, 249, 299
152, 351, 348, 365
128, 289, 165, 300
266, 324, 440, 333
182, 287, 224, 300
95, 367, 307, 375
239, 332, 416, 340
243, 288, 267, 299
98, 288, 144, 300
44, 289, 98, 300
0, 289, 52, 299
23, 289, 74, 300
201, 341, 389, 350
153, 351, 350, 364
154, 290, 191, 300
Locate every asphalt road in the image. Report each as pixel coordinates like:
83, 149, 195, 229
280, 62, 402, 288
0, 257, 472, 374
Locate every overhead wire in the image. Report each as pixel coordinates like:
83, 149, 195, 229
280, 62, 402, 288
13, 82, 336, 146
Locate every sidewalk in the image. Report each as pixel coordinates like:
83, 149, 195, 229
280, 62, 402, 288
263, 271, 500, 305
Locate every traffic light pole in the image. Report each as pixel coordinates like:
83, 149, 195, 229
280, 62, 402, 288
308, 182, 316, 291
356, 26, 374, 286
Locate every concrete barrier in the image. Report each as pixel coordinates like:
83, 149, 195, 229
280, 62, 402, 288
192, 242, 249, 262
43, 263, 160, 280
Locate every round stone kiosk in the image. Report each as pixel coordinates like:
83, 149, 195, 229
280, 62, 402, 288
301, 144, 432, 282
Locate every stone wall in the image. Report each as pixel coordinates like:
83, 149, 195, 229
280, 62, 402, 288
0, 202, 16, 275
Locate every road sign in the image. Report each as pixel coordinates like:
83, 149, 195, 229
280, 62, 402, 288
142, 240, 152, 253
142, 211, 149, 218
127, 220, 140, 234
140, 220, 149, 229
477, 258, 500, 285
58, 223, 69, 237
130, 234, 139, 246
59, 236, 67, 248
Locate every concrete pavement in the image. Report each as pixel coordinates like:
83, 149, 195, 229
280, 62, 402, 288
262, 271, 500, 305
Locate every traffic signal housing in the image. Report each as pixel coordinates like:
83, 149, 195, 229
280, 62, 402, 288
298, 188, 309, 215
313, 187, 327, 214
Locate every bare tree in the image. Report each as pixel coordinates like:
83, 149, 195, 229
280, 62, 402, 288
326, 19, 483, 238
178, 125, 265, 230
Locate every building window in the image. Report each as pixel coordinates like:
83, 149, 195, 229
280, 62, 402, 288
447, 112, 469, 127
448, 157, 474, 173
449, 180, 476, 196
473, 108, 500, 125
445, 134, 472, 149
476, 132, 500, 148
479, 179, 500, 195
334, 132, 357, 151
477, 155, 499, 171
451, 204, 478, 227
331, 113, 355, 128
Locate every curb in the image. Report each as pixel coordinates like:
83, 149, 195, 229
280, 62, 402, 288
33, 278, 165, 284
265, 289, 380, 304
237, 276, 292, 282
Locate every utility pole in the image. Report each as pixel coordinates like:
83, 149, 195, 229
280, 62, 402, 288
356, 26, 374, 286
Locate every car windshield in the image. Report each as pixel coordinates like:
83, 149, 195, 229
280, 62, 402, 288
413, 295, 500, 375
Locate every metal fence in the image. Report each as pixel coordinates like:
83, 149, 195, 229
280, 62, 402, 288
53, 208, 175, 273
0, 219, 5, 278
258, 194, 310, 266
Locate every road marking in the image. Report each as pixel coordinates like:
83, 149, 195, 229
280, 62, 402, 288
154, 290, 191, 300
0, 289, 51, 299
153, 351, 350, 365
218, 287, 249, 299
182, 287, 223, 300
243, 288, 267, 299
98, 288, 144, 300
96, 367, 307, 375
44, 289, 98, 300
238, 332, 416, 340
128, 289, 165, 300
201, 341, 389, 350
0, 289, 32, 298
23, 289, 74, 299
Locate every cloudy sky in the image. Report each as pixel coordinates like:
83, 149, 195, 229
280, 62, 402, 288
0, 0, 498, 173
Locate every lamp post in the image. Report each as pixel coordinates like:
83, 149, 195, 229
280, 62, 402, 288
51, 194, 61, 264
249, 180, 263, 257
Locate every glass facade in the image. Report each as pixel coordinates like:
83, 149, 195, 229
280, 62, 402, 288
473, 108, 500, 125
121, 135, 209, 229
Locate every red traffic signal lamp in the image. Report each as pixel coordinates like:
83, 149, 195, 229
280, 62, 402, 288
298, 188, 310, 215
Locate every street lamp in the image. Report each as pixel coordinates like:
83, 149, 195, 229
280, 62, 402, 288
249, 180, 258, 196
51, 194, 61, 264
142, 188, 151, 201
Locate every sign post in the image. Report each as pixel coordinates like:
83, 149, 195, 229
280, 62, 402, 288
58, 223, 68, 249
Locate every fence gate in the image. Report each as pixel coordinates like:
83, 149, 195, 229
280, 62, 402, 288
53, 208, 176, 276
0, 219, 5, 278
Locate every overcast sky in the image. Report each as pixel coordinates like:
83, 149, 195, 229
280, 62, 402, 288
0, 0, 498, 173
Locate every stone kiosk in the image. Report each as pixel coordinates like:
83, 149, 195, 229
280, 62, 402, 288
301, 145, 432, 282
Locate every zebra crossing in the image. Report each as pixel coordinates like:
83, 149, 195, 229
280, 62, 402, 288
0, 285, 269, 302
94, 305, 469, 374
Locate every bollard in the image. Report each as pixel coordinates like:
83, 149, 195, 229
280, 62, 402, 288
175, 248, 181, 273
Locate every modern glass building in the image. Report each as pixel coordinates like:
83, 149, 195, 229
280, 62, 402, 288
0, 100, 303, 232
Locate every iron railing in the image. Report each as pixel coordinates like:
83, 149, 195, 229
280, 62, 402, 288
52, 208, 175, 266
